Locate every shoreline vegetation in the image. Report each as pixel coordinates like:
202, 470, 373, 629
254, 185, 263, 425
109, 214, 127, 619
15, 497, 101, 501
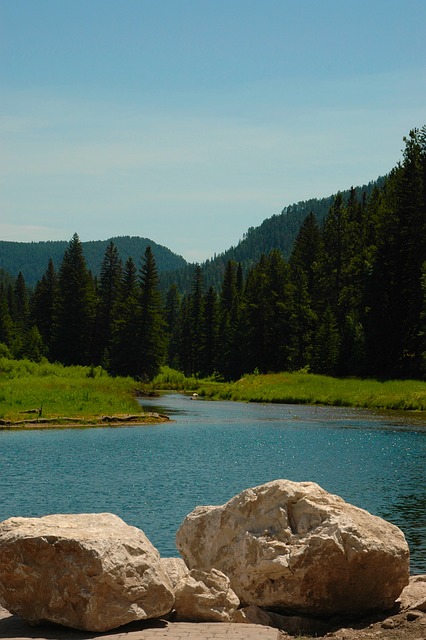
1, 360, 426, 430
151, 367, 426, 414
0, 357, 169, 429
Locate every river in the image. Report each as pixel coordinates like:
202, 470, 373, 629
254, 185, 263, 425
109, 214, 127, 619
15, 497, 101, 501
0, 393, 424, 573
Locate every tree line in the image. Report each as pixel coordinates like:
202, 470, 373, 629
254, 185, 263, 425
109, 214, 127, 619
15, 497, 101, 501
1, 127, 425, 381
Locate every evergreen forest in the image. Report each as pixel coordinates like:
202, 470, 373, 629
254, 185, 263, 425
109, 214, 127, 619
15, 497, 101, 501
1, 127, 425, 382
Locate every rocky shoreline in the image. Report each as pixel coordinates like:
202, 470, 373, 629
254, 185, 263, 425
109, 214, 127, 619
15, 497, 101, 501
0, 480, 424, 638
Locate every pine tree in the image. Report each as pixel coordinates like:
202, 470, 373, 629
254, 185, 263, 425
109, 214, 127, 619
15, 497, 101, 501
187, 265, 205, 376
200, 286, 219, 376
164, 284, 181, 369
0, 284, 14, 349
52, 233, 96, 365
110, 257, 140, 376
217, 261, 243, 379
31, 259, 58, 357
289, 213, 321, 370
290, 265, 316, 370
289, 212, 322, 298
92, 241, 122, 366
21, 325, 45, 362
10, 272, 30, 358
138, 246, 167, 380
366, 129, 426, 377
14, 272, 29, 330
175, 294, 193, 376
311, 306, 340, 376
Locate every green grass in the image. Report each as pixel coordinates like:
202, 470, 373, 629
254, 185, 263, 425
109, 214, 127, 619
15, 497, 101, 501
194, 371, 426, 412
149, 366, 426, 412
149, 366, 216, 391
2, 358, 426, 423
0, 357, 143, 423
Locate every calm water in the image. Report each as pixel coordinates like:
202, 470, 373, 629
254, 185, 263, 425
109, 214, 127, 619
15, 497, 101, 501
0, 394, 425, 573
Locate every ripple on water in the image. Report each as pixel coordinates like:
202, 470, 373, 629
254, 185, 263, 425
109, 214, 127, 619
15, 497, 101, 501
0, 394, 424, 572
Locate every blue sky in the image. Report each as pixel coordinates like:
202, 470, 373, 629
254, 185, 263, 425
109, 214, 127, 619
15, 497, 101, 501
1, 1, 425, 262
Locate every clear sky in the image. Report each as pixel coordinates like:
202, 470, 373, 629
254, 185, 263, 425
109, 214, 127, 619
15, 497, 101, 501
1, 0, 425, 262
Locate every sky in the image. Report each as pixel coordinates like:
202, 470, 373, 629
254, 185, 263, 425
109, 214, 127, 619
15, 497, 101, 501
1, 1, 425, 263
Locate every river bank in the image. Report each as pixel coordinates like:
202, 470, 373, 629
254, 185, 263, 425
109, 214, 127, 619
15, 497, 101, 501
0, 357, 148, 425
183, 371, 426, 412
0, 412, 170, 430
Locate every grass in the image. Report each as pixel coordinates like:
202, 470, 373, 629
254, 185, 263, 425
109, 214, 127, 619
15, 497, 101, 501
0, 357, 144, 424
149, 366, 426, 412
2, 358, 426, 424
149, 366, 217, 391
191, 371, 426, 412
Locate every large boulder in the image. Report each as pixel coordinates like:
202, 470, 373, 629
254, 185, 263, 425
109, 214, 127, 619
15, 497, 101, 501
0, 513, 174, 631
176, 479, 410, 617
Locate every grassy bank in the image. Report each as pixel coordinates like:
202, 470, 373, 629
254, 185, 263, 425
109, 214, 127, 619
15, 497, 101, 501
152, 369, 426, 412
0, 357, 147, 425
3, 359, 426, 424
197, 372, 426, 411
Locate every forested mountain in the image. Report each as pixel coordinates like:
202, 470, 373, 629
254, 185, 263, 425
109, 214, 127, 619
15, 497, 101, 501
1, 180, 384, 292
0, 236, 187, 287
1, 127, 425, 381
160, 178, 385, 293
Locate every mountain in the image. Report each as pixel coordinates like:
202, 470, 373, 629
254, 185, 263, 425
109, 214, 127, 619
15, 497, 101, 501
0, 236, 187, 287
1, 177, 385, 291
160, 177, 386, 292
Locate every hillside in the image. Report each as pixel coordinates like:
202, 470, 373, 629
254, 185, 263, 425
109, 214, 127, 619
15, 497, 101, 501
0, 178, 384, 291
0, 236, 187, 287
160, 177, 385, 292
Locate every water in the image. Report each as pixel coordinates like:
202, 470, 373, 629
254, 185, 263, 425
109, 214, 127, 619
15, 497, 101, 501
0, 393, 425, 573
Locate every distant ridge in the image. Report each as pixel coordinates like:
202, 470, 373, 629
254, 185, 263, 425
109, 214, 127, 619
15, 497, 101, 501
0, 177, 385, 290
0, 236, 187, 286
161, 177, 386, 292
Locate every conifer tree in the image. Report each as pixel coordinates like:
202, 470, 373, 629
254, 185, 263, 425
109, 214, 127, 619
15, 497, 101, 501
14, 272, 29, 330
21, 325, 45, 362
367, 129, 426, 377
243, 251, 294, 374
31, 258, 58, 357
289, 212, 322, 298
217, 260, 243, 379
311, 306, 340, 376
10, 272, 30, 358
0, 284, 14, 349
110, 256, 140, 376
164, 284, 181, 369
290, 265, 316, 370
200, 286, 219, 376
187, 265, 204, 375
175, 294, 193, 376
138, 246, 166, 380
52, 233, 96, 365
92, 241, 122, 366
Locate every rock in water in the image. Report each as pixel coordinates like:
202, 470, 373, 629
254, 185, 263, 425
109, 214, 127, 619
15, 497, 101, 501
0, 513, 174, 631
176, 479, 410, 617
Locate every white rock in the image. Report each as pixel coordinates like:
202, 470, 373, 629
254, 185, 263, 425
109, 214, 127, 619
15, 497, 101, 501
232, 604, 276, 626
174, 568, 240, 622
0, 513, 174, 631
398, 575, 426, 612
176, 479, 410, 616
159, 557, 189, 588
